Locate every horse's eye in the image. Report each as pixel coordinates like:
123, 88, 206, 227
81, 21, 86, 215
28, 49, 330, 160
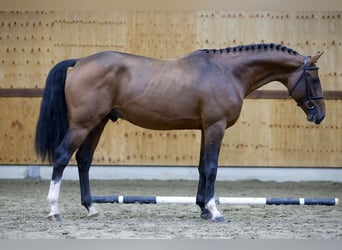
312, 78, 319, 85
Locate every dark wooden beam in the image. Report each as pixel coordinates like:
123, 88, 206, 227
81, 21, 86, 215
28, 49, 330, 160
0, 88, 341, 99
247, 90, 342, 100
323, 91, 342, 100
0, 88, 44, 97
247, 90, 290, 99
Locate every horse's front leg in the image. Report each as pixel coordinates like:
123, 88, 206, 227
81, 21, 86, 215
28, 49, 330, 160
196, 130, 207, 212
196, 121, 226, 223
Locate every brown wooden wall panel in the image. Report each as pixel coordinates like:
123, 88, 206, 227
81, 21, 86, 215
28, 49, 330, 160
1, 11, 341, 89
0, 97, 40, 164
0, 97, 340, 167
93, 100, 342, 167
196, 11, 342, 91
0, 11, 341, 167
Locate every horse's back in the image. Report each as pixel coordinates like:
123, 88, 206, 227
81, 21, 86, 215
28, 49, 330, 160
64, 50, 228, 130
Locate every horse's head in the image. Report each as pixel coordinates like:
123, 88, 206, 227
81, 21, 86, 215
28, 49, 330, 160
288, 52, 325, 124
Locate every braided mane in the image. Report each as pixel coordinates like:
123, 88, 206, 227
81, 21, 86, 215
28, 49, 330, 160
201, 43, 298, 55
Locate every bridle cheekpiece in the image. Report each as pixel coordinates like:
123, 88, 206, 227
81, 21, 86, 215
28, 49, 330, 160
288, 56, 324, 110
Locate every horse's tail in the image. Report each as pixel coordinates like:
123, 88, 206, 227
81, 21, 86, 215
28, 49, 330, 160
34, 59, 77, 163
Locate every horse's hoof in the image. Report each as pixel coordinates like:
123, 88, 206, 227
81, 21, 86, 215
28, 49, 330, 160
200, 210, 229, 223
87, 205, 99, 219
48, 214, 62, 222
200, 209, 212, 220
213, 216, 229, 224
87, 212, 99, 219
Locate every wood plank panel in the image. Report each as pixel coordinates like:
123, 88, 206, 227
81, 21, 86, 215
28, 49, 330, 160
196, 11, 342, 91
1, 11, 341, 89
0, 97, 340, 167
0, 11, 341, 167
0, 97, 40, 164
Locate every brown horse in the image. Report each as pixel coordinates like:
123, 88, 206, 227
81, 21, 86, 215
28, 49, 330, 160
35, 43, 325, 222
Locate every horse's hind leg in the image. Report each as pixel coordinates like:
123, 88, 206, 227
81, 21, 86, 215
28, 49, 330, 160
47, 127, 89, 221
76, 117, 109, 218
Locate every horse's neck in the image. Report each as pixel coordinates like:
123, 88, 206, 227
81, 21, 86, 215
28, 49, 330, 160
222, 52, 304, 96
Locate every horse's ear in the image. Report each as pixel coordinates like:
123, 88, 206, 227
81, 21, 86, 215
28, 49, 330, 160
309, 51, 324, 64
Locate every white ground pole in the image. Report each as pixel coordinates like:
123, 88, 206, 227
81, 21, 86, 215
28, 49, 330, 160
91, 196, 339, 206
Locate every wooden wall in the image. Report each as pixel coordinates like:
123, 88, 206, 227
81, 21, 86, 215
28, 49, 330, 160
0, 11, 341, 167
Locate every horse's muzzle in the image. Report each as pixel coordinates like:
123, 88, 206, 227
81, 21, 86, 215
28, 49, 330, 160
315, 113, 325, 125
304, 99, 325, 125
307, 112, 325, 124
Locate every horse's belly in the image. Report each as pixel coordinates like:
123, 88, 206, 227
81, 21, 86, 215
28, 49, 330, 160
116, 105, 202, 130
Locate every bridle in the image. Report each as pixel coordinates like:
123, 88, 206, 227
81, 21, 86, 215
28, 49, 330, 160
288, 56, 324, 110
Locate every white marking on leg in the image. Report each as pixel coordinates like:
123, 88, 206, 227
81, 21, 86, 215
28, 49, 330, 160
87, 205, 98, 217
205, 197, 223, 220
47, 180, 61, 216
